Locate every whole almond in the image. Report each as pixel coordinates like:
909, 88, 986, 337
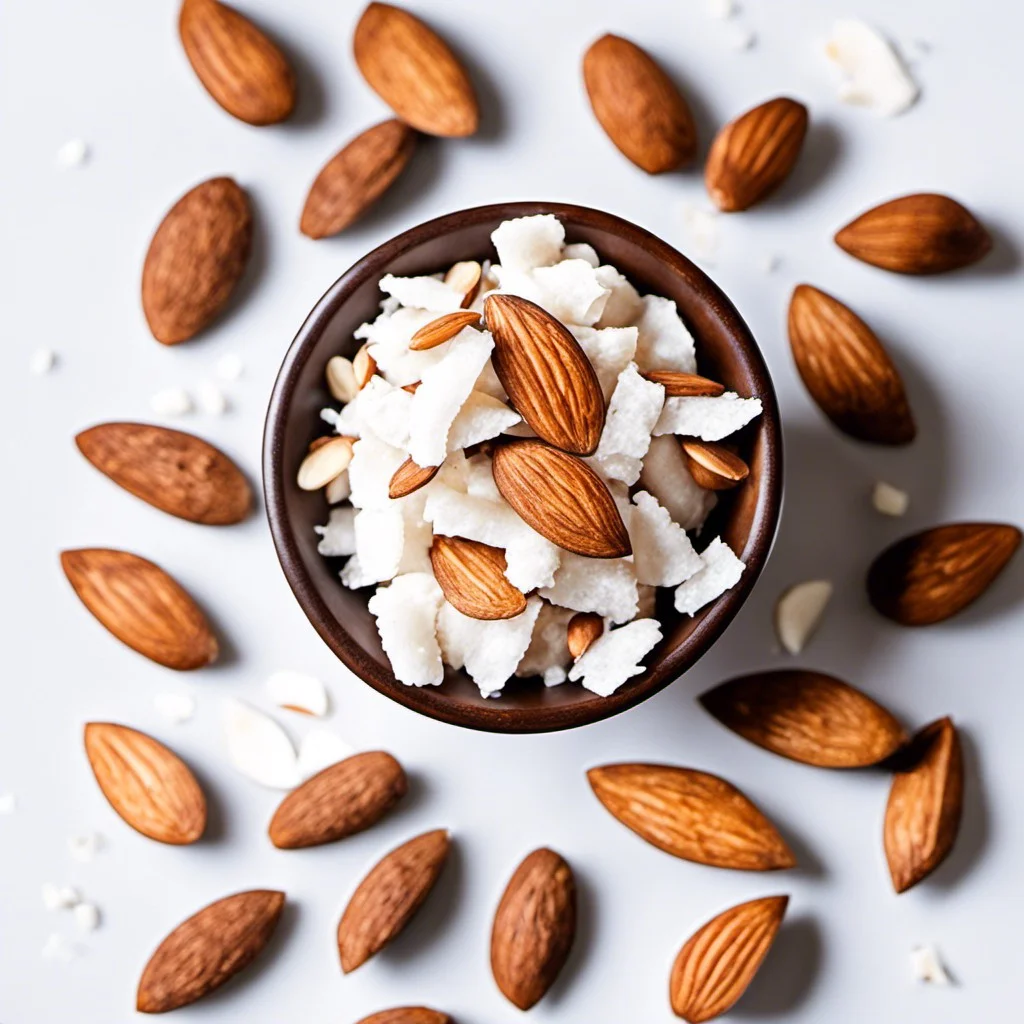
297, 436, 355, 490
868, 523, 1021, 625
353, 3, 479, 137
583, 34, 696, 173
681, 441, 749, 491
642, 371, 725, 398
430, 536, 527, 620
884, 717, 963, 893
700, 670, 907, 768
705, 97, 808, 212
669, 896, 788, 1022
137, 890, 285, 1013
268, 751, 407, 850
142, 177, 252, 345
492, 440, 631, 559
389, 457, 440, 499
337, 829, 450, 973
357, 1010, 450, 1024
485, 294, 605, 455
587, 763, 795, 871
85, 723, 206, 844
788, 284, 916, 445
76, 422, 251, 525
61, 549, 218, 670
835, 193, 992, 274
301, 120, 416, 239
567, 611, 603, 659
179, 0, 296, 125
491, 848, 576, 1011
409, 310, 482, 351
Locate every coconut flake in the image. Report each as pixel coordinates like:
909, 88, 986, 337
315, 507, 357, 557
639, 435, 717, 530
267, 670, 329, 717
149, 387, 192, 417
368, 573, 445, 687
492, 214, 565, 272
221, 698, 300, 789
341, 507, 405, 587
590, 364, 665, 485
42, 883, 81, 911
153, 690, 196, 725
634, 295, 698, 374
539, 553, 638, 624
825, 20, 919, 117
69, 833, 105, 863
354, 376, 414, 448
571, 325, 638, 400
29, 348, 56, 375
562, 242, 600, 267
531, 259, 611, 325
298, 729, 356, 778
379, 274, 464, 312
74, 903, 101, 932
775, 580, 833, 654
873, 481, 909, 517
447, 390, 520, 451
348, 433, 407, 510
56, 139, 89, 167
630, 491, 703, 586
196, 378, 228, 416
568, 618, 663, 696
674, 538, 745, 615
516, 602, 575, 678
654, 392, 763, 441
911, 945, 952, 985
216, 353, 244, 381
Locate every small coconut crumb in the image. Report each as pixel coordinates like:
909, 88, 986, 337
674, 538, 745, 615
56, 139, 89, 168
379, 274, 464, 313
0, 792, 15, 814
42, 884, 81, 911
68, 833, 104, 863
216, 353, 244, 381
196, 378, 228, 416
590, 364, 665, 485
298, 729, 355, 778
911, 944, 951, 985
873, 481, 909, 517
634, 295, 698, 375
491, 214, 565, 272
775, 580, 832, 654
29, 348, 56, 375
73, 903, 100, 932
654, 392, 763, 441
315, 506, 357, 557
630, 491, 703, 587
824, 20, 919, 117
543, 666, 568, 687
42, 933, 79, 962
369, 573, 445, 687
568, 619, 663, 697
680, 204, 721, 262
639, 435, 717, 532
728, 26, 757, 51
149, 387, 193, 417
154, 691, 196, 724
539, 552, 638, 624
222, 698, 300, 790
266, 670, 329, 717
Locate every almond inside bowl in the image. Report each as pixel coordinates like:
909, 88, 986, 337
263, 202, 782, 733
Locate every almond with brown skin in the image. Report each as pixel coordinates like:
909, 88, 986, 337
491, 848, 576, 1011
76, 422, 251, 525
137, 890, 285, 1013
835, 193, 992, 274
567, 611, 603, 659
142, 177, 252, 345
85, 723, 206, 844
430, 536, 527, 620
485, 294, 605, 455
867, 523, 1021, 625
444, 260, 482, 306
389, 457, 440, 499
357, 1010, 450, 1024
353, 3, 478, 137
884, 717, 963, 893
587, 763, 795, 870
409, 309, 482, 351
669, 896, 788, 1022
61, 549, 218, 670
583, 34, 696, 173
268, 751, 407, 850
492, 440, 631, 559
788, 284, 916, 445
300, 120, 416, 239
338, 829, 450, 973
705, 97, 808, 212
642, 371, 725, 398
700, 670, 907, 768
179, 0, 296, 125
681, 441, 749, 491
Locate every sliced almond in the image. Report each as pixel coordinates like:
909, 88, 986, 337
337, 829, 450, 973
354, 343, 377, 389
326, 355, 359, 403
700, 670, 907, 768
642, 371, 725, 397
409, 310, 483, 351
430, 536, 527, 620
444, 260, 482, 307
84, 723, 206, 845
389, 457, 440, 498
491, 848, 576, 1010
61, 549, 218, 670
587, 763, 795, 870
680, 440, 749, 491
485, 294, 605, 455
492, 439, 631, 558
266, 669, 328, 716
137, 890, 285, 1013
773, 580, 832, 653
269, 751, 407, 849
297, 436, 355, 490
222, 698, 300, 790
567, 612, 604, 659
670, 896, 788, 1022
867, 523, 1021, 625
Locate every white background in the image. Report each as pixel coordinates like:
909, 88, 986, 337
2, 1, 1022, 1021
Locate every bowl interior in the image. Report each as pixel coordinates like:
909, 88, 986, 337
264, 202, 782, 733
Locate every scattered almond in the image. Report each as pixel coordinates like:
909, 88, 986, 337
268, 751, 407, 849
76, 422, 251, 525
567, 611, 604, 659
301, 120, 416, 239
700, 670, 907, 768
326, 355, 359, 403
583, 34, 697, 173
297, 436, 355, 490
389, 457, 440, 498
835, 193, 992, 274
492, 439, 631, 559
867, 523, 1021, 625
142, 177, 252, 345
491, 848, 576, 1010
788, 284, 916, 445
354, 343, 377, 389
353, 3, 479, 137
444, 260, 482, 307
337, 829, 450, 973
410, 310, 483, 351
61, 549, 218, 670
485, 294, 605, 455
137, 890, 285, 1013
669, 895, 788, 1022
587, 763, 795, 870
430, 535, 527, 620
642, 371, 725, 397
178, 0, 296, 125
356, 1010, 451, 1024
773, 580, 832, 653
681, 440, 749, 490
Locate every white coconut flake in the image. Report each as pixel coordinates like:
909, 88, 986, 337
569, 619, 663, 697
153, 690, 196, 725
562, 242, 600, 267
357, 376, 414, 448
196, 378, 228, 416
68, 833, 104, 863
369, 573, 445, 687
74, 903, 100, 932
590, 363, 665, 485
298, 729, 356, 778
825, 20, 919, 117
775, 580, 833, 654
516, 603, 575, 678
0, 793, 16, 814
315, 506, 357, 557
654, 392, 763, 441
465, 453, 502, 502
379, 274, 464, 313
447, 390, 520, 451
267, 670, 329, 717
221, 698, 300, 790
595, 265, 644, 327
531, 259, 611, 326
674, 538, 745, 615
640, 435, 717, 531
342, 507, 406, 587
634, 295, 698, 374
216, 353, 244, 381
492, 214, 565, 272
56, 138, 89, 167
630, 491, 703, 586
29, 348, 56, 375
873, 481, 909, 517
42, 933, 79, 962
149, 387, 192, 417
42, 884, 81, 911
911, 944, 952, 985
571, 325, 638, 400
540, 553, 638, 624
348, 433, 407, 510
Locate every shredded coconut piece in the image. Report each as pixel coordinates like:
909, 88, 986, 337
654, 392, 763, 441
56, 139, 89, 167
516, 603, 575, 678
630, 491, 703, 586
634, 295, 698, 374
379, 273, 464, 312
569, 619, 663, 697
74, 903, 100, 932
68, 833, 104, 863
674, 538, 745, 615
639, 435, 717, 531
29, 348, 56, 375
149, 387, 192, 417
539, 552, 638, 624
590, 363, 665, 485
369, 573, 445, 687
216, 353, 244, 380
492, 214, 565, 272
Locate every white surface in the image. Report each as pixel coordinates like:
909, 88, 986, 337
1, 1, 1022, 1021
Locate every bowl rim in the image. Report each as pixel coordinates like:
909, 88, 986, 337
263, 201, 783, 733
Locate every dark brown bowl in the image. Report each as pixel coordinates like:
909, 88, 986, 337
264, 202, 782, 733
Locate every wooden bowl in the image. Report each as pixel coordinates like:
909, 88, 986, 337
264, 202, 782, 733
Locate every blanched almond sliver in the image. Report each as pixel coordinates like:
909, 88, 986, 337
221, 698, 300, 789
297, 436, 355, 490
642, 371, 725, 397
266, 670, 329, 717
873, 480, 909, 517
326, 356, 359, 403
409, 310, 482, 351
444, 260, 483, 307
775, 580, 833, 654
